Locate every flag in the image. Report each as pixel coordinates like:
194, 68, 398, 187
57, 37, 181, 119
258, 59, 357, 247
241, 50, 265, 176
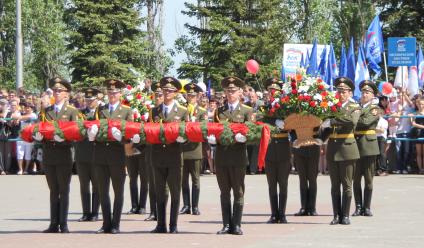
206, 79, 212, 99
339, 43, 347, 77
394, 66, 409, 88
304, 49, 310, 69
306, 38, 318, 76
365, 15, 384, 76
280, 64, 286, 82
325, 43, 338, 88
354, 43, 370, 98
408, 66, 419, 96
299, 53, 305, 68
346, 38, 356, 82
417, 45, 424, 88
318, 46, 327, 78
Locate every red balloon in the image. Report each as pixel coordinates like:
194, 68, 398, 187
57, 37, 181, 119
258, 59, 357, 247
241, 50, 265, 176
246, 59, 260, 74
382, 82, 393, 95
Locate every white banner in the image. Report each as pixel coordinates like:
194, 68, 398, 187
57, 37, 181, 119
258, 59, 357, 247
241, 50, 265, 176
283, 43, 329, 78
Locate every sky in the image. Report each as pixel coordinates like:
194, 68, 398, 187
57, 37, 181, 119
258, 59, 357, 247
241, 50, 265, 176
163, 0, 197, 77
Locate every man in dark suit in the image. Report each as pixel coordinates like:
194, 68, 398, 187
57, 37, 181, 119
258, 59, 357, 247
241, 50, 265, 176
210, 76, 253, 235
89, 79, 133, 234
179, 82, 207, 216
33, 77, 79, 233
75, 88, 100, 222
149, 77, 188, 234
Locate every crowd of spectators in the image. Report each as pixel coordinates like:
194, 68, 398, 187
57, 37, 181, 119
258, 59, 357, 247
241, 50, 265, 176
1, 82, 424, 176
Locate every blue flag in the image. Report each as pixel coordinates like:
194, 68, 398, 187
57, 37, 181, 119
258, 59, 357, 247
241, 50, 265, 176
306, 38, 318, 76
299, 53, 305, 68
339, 43, 347, 77
346, 38, 356, 82
206, 79, 212, 99
366, 15, 384, 76
280, 64, 286, 82
318, 46, 327, 78
304, 49, 310, 69
354, 43, 370, 98
417, 45, 424, 88
325, 43, 338, 89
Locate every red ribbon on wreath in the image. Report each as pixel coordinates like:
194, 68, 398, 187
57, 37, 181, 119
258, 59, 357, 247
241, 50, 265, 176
38, 122, 55, 140
59, 121, 83, 141
124, 121, 141, 140
83, 120, 100, 129
229, 123, 249, 136
164, 122, 180, 143
256, 122, 271, 170
107, 120, 123, 140
144, 122, 161, 144
185, 122, 204, 142
207, 122, 224, 140
20, 124, 35, 142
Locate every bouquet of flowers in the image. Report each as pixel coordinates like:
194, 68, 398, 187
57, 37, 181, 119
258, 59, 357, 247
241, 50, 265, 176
121, 84, 155, 122
262, 69, 342, 147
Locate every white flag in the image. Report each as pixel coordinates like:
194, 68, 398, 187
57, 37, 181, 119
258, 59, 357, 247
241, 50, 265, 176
408, 66, 419, 96
394, 66, 409, 88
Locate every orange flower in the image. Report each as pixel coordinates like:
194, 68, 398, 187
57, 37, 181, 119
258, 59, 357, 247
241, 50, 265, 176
320, 101, 328, 108
295, 73, 303, 82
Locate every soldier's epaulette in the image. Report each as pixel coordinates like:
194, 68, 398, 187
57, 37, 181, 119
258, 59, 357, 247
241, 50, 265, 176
241, 104, 253, 110
67, 105, 76, 109
177, 103, 187, 111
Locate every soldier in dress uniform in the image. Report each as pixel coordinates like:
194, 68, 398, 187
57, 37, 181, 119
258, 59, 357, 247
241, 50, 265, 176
261, 78, 291, 224
149, 77, 188, 234
352, 80, 380, 217
179, 82, 207, 216
33, 77, 79, 233
75, 88, 100, 222
210, 76, 253, 235
89, 79, 133, 234
321, 77, 361, 225
143, 82, 163, 222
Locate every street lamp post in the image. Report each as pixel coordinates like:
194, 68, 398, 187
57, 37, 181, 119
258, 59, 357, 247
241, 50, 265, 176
16, 0, 23, 91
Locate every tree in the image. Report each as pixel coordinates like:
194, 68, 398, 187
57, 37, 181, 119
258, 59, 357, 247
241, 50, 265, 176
175, 0, 293, 89
65, 0, 150, 87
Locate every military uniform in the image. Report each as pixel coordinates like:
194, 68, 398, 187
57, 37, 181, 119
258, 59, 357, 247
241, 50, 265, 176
126, 146, 148, 215
324, 77, 361, 225
75, 88, 100, 222
180, 83, 207, 216
38, 78, 78, 233
261, 79, 291, 224
214, 77, 253, 235
353, 81, 380, 217
293, 128, 320, 217
93, 79, 133, 234
149, 77, 188, 234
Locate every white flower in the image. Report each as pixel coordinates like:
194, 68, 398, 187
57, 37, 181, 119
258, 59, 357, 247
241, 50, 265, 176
126, 94, 134, 101
145, 100, 152, 106
143, 112, 149, 121
328, 101, 334, 107
313, 94, 323, 101
271, 98, 279, 107
298, 85, 309, 93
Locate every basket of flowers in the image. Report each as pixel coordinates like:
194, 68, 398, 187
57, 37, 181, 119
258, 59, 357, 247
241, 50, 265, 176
262, 69, 341, 147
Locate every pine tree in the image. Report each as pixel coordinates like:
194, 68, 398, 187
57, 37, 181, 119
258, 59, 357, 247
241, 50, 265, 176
65, 0, 149, 87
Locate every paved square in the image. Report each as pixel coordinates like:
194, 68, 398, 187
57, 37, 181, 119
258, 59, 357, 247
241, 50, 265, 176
0, 174, 423, 248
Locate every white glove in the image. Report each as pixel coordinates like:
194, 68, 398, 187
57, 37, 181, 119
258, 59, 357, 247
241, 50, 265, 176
275, 119, 285, 129
235, 133, 247, 143
53, 134, 65, 142
207, 135, 217, 145
87, 125, 99, 141
131, 134, 141, 144
33, 132, 43, 141
176, 136, 186, 143
321, 119, 331, 128
111, 127, 122, 141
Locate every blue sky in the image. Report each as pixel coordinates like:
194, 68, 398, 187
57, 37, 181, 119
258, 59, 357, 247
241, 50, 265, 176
163, 0, 196, 77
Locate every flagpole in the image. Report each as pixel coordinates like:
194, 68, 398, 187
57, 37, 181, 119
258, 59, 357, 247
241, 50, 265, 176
383, 51, 389, 83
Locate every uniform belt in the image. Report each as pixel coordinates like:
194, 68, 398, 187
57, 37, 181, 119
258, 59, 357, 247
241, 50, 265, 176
272, 133, 289, 138
329, 133, 355, 139
354, 130, 376, 135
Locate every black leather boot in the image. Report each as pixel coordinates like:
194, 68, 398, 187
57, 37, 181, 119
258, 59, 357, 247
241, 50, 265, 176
278, 192, 288, 224
294, 189, 308, 216
191, 188, 201, 215
90, 193, 99, 221
267, 193, 278, 224
330, 192, 341, 225
340, 194, 352, 225
217, 198, 232, 235
169, 200, 180, 233
363, 189, 373, 216
307, 188, 318, 216
127, 185, 139, 214
179, 188, 191, 214
43, 200, 59, 233
151, 201, 167, 233
59, 196, 70, 233
352, 186, 362, 216
78, 193, 91, 222
231, 203, 243, 235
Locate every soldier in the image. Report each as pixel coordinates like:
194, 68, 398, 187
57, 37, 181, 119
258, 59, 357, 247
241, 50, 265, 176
261, 78, 291, 224
179, 82, 207, 216
209, 76, 253, 235
126, 143, 148, 215
75, 88, 100, 222
322, 77, 361, 225
144, 82, 163, 222
352, 80, 380, 217
149, 77, 188, 234
88, 79, 133, 234
33, 77, 79, 233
